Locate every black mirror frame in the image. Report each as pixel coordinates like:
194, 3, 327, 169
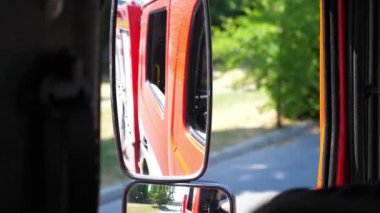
109, 0, 213, 182
123, 180, 236, 213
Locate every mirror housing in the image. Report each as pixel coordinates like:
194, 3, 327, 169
110, 0, 213, 181
123, 181, 236, 213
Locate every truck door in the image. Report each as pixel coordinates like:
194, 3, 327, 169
139, 0, 170, 175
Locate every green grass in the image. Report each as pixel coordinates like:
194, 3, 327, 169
100, 138, 126, 186
208, 69, 285, 151
212, 90, 274, 130
101, 100, 114, 140
126, 203, 158, 213
210, 87, 277, 152
101, 82, 114, 140
100, 82, 127, 186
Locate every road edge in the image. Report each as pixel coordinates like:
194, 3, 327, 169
99, 121, 317, 205
208, 121, 316, 166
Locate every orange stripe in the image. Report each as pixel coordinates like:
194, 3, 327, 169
317, 0, 325, 189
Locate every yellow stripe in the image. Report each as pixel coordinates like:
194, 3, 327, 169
173, 149, 190, 175
117, 20, 129, 29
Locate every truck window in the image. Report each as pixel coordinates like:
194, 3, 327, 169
146, 9, 167, 97
186, 1, 208, 143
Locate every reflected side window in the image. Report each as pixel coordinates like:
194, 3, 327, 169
146, 9, 167, 106
186, 1, 208, 144
186, 187, 194, 211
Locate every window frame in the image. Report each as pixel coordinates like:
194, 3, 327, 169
145, 8, 168, 111
185, 0, 212, 146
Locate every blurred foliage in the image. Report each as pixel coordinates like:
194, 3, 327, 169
128, 184, 150, 203
212, 0, 319, 120
209, 0, 265, 27
210, 0, 243, 26
148, 185, 174, 209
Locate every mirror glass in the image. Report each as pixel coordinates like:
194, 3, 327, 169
112, 0, 212, 180
125, 183, 232, 213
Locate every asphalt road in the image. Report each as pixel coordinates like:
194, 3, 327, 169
201, 127, 320, 212
99, 128, 320, 213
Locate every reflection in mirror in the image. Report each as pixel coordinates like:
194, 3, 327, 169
111, 0, 212, 179
125, 183, 233, 213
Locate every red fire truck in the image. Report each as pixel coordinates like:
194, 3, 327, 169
114, 0, 212, 177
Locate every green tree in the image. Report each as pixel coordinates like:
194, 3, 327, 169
277, 0, 319, 119
209, 0, 260, 27
148, 185, 174, 209
209, 0, 242, 26
212, 0, 319, 124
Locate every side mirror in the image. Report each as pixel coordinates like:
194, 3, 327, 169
124, 182, 235, 213
110, 0, 213, 180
